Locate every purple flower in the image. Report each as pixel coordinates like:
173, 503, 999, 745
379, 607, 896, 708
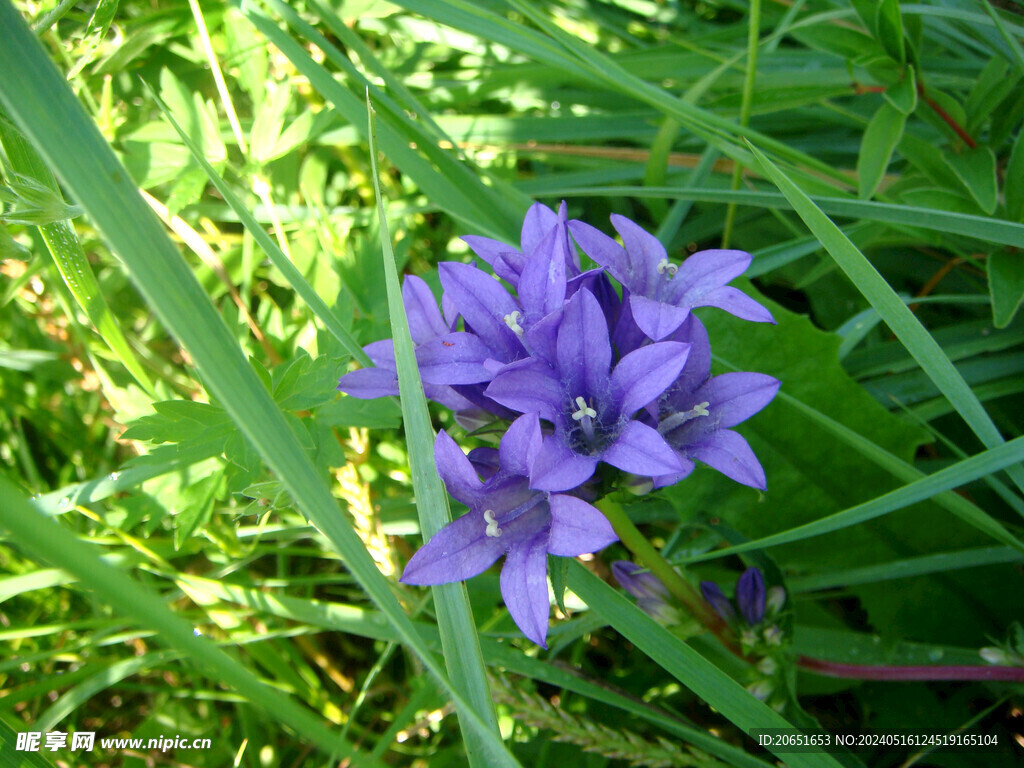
400, 414, 617, 647
653, 316, 780, 490
485, 288, 689, 492
569, 215, 775, 341
461, 201, 581, 287
701, 567, 765, 626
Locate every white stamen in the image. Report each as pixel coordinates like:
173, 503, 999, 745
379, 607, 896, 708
570, 396, 597, 421
657, 401, 712, 435
503, 310, 524, 336
483, 509, 502, 538
656, 258, 678, 276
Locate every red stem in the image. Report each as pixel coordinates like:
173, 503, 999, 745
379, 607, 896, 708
798, 655, 1024, 682
917, 82, 977, 149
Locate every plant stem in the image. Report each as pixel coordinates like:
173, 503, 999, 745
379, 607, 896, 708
799, 656, 1024, 682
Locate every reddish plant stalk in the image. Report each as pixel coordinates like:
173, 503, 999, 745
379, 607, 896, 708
798, 655, 1024, 682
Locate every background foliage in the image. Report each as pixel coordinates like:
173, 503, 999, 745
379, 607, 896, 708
1, 0, 1023, 766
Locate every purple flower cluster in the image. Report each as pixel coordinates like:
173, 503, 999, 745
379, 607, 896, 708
338, 202, 780, 646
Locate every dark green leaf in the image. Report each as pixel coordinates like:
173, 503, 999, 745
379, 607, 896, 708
857, 101, 905, 200
989, 249, 1024, 328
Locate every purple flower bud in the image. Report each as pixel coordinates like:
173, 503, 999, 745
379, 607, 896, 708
700, 581, 737, 623
736, 567, 766, 626
613, 562, 680, 624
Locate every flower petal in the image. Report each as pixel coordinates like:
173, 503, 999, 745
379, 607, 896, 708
530, 435, 599, 492
672, 248, 752, 302
485, 358, 563, 423
500, 530, 552, 647
499, 413, 543, 478
694, 373, 780, 428
628, 294, 691, 341
547, 494, 617, 556
601, 421, 681, 476
337, 368, 398, 399
689, 429, 767, 490
402, 275, 448, 344
610, 214, 666, 297
521, 202, 558, 256
434, 430, 484, 506
518, 225, 567, 320
610, 341, 691, 416
651, 455, 696, 489
439, 261, 523, 362
690, 285, 775, 324
415, 332, 494, 385
556, 288, 611, 398
663, 315, 711, 401
569, 219, 629, 285
400, 509, 506, 585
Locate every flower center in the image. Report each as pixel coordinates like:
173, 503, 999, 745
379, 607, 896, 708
656, 258, 678, 277
658, 401, 711, 435
503, 310, 524, 337
571, 395, 597, 421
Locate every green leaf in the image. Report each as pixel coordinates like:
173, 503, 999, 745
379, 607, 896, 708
989, 249, 1024, 329
175, 470, 223, 549
549, 555, 570, 618
875, 0, 905, 63
943, 146, 998, 214
882, 65, 916, 115
857, 101, 905, 199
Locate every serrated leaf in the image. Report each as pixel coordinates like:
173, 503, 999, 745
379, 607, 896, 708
174, 470, 223, 549
250, 83, 291, 164
943, 146, 998, 214
882, 65, 916, 115
857, 101, 905, 199
874, 0, 905, 63
989, 249, 1024, 328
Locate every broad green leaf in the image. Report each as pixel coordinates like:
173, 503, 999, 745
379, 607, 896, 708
989, 249, 1024, 328
875, 0, 905, 63
857, 101, 905, 199
882, 65, 916, 115
943, 146, 998, 214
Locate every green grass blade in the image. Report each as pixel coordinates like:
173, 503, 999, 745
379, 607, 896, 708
567, 561, 847, 768
0, 478, 378, 765
0, 9, 516, 766
366, 92, 505, 765
553, 186, 1024, 248
788, 546, 1023, 592
683, 435, 1024, 562
745, 141, 1024, 501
